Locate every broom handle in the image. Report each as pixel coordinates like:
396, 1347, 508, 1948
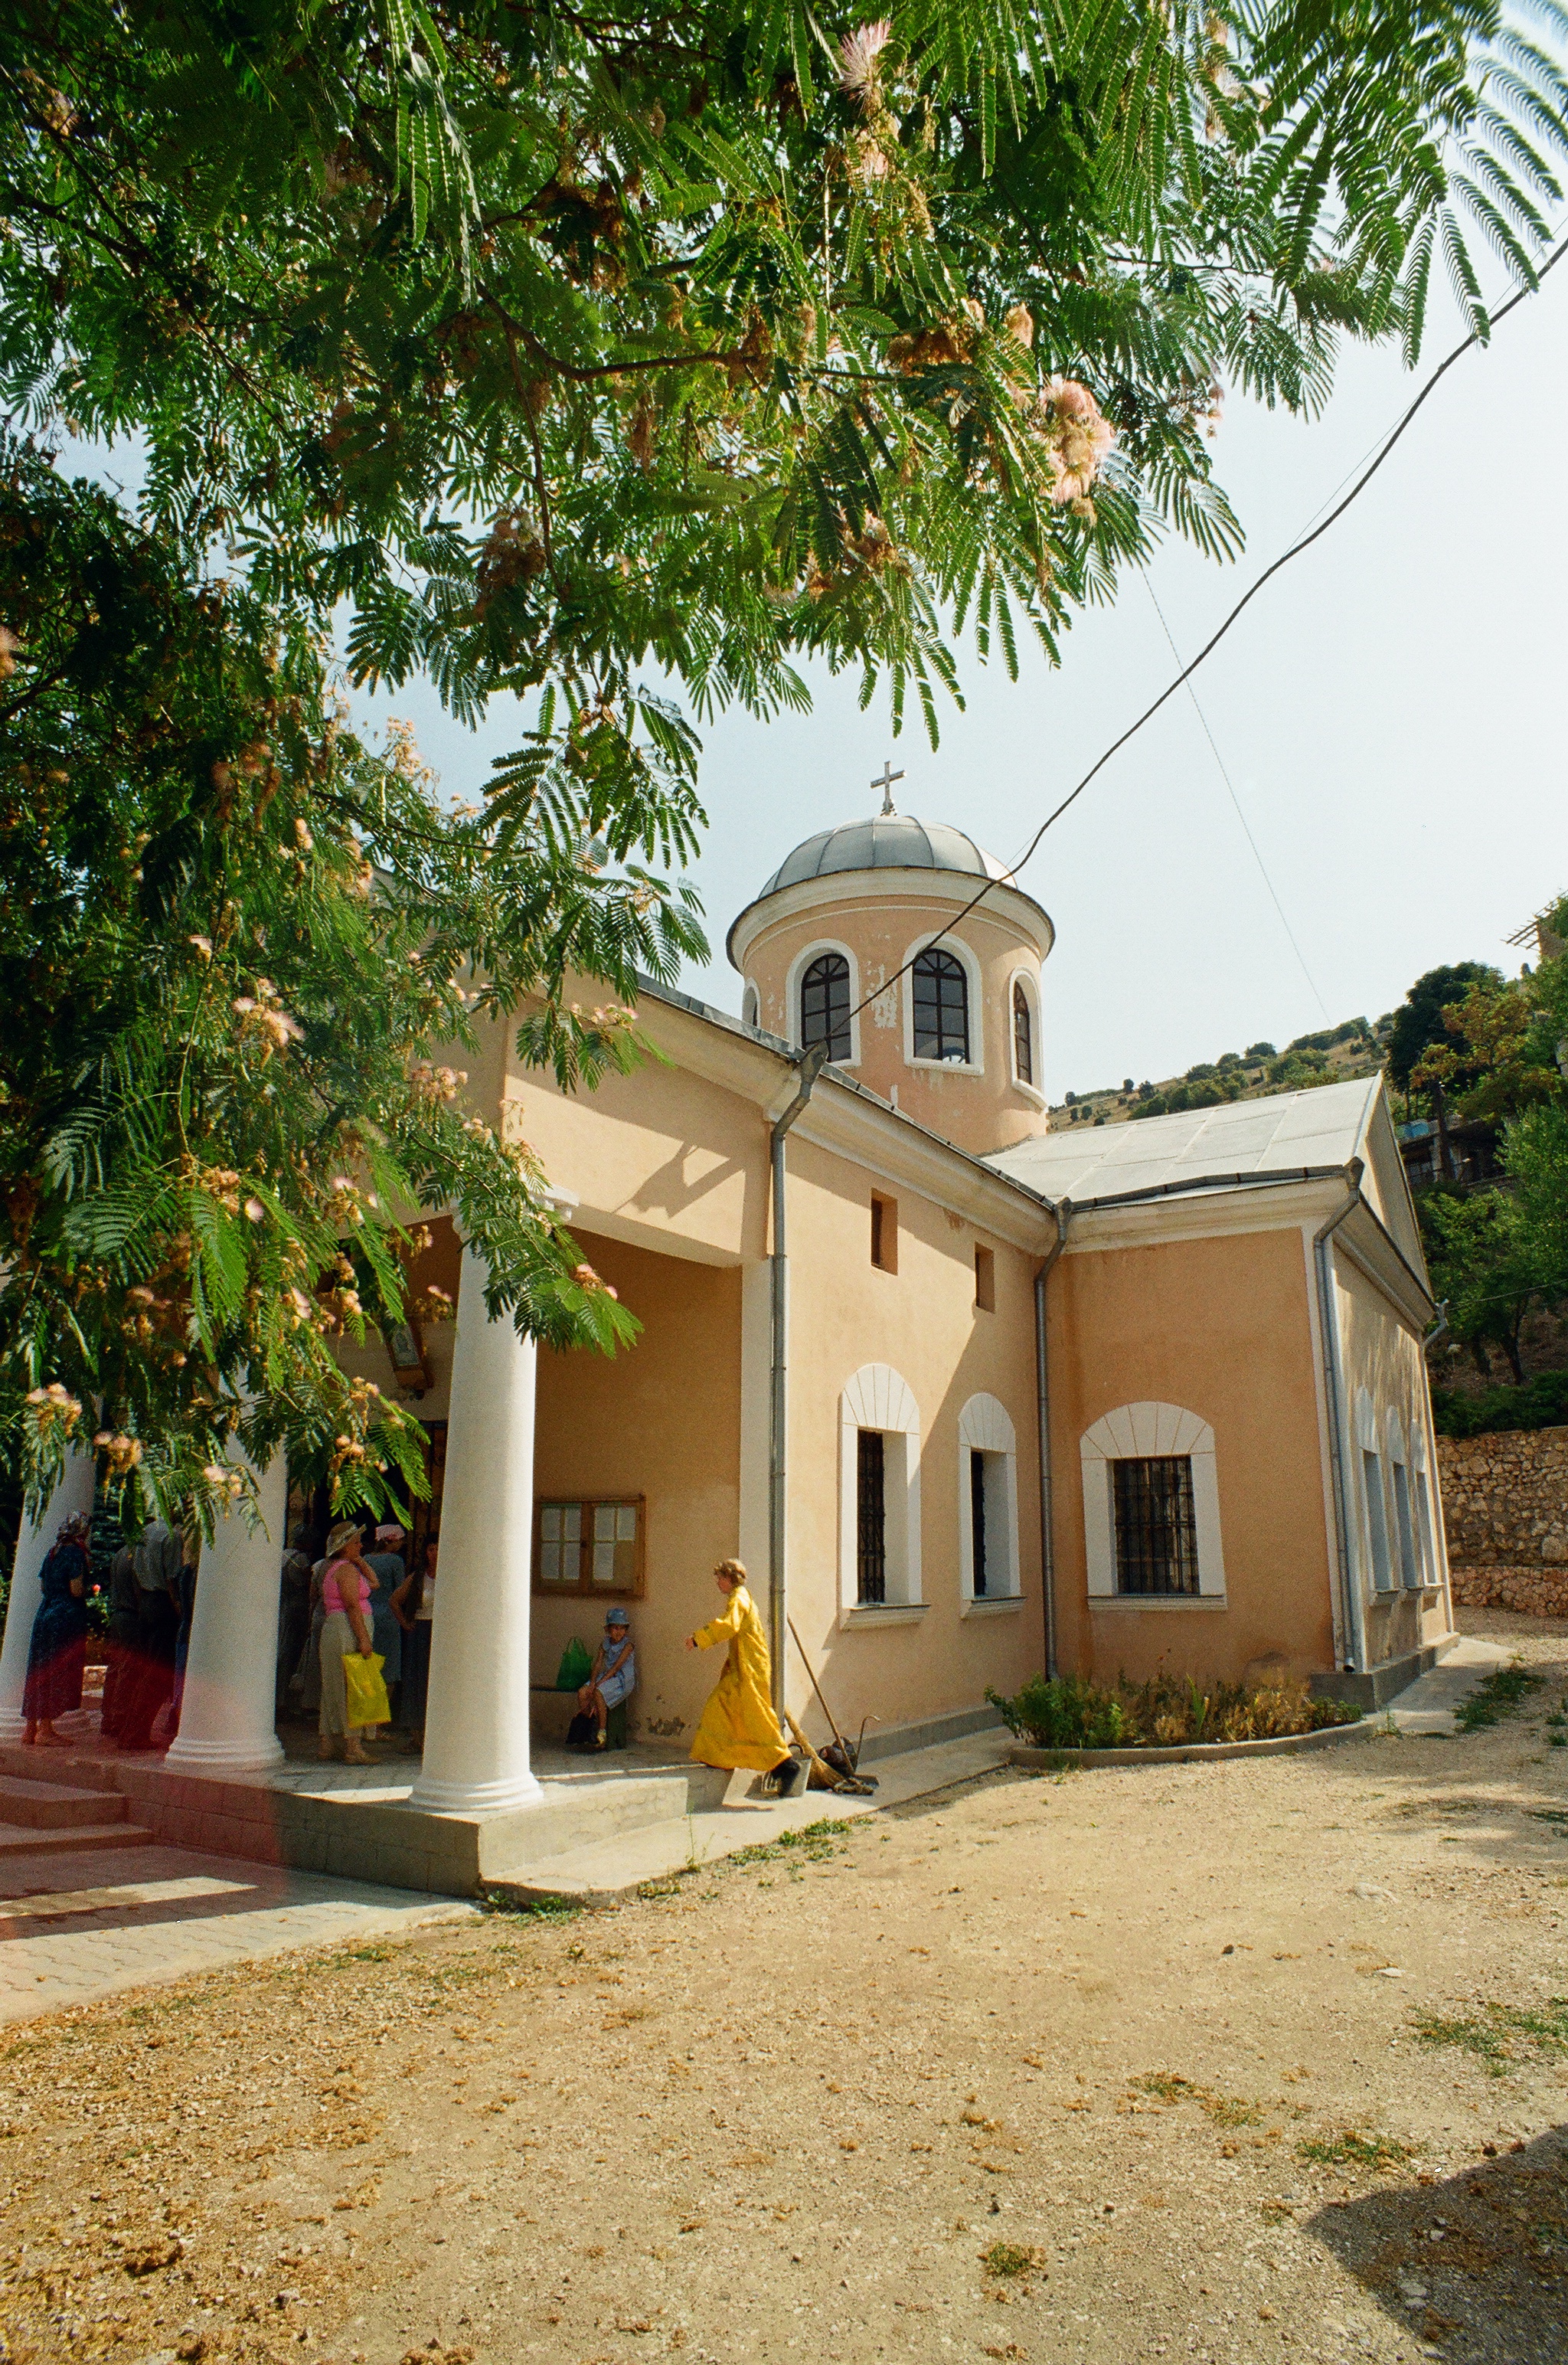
784, 1708, 837, 1788
786, 1614, 850, 1756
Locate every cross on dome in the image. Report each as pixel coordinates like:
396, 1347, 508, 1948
871, 759, 904, 817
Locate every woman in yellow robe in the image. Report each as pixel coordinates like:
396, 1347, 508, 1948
685, 1559, 799, 1788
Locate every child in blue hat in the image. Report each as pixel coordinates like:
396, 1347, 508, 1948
577, 1609, 635, 1749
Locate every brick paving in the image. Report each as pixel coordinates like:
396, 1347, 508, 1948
0, 1840, 475, 2023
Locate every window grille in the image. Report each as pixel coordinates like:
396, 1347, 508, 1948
969, 1449, 988, 1596
534, 1497, 645, 1597
1012, 981, 1033, 1084
1112, 1457, 1199, 1595
801, 952, 851, 1061
857, 1428, 887, 1603
912, 949, 969, 1062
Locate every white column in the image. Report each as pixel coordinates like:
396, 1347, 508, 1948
0, 1449, 98, 1741
410, 1241, 541, 1814
164, 1447, 286, 1773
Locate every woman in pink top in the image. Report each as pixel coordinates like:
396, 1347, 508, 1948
318, 1519, 376, 1762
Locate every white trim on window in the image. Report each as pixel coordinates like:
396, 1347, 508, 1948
1410, 1422, 1439, 1588
786, 937, 862, 1066
838, 1363, 923, 1623
740, 980, 760, 1031
1385, 1406, 1422, 1591
1079, 1402, 1226, 1601
957, 1393, 1021, 1604
1005, 964, 1047, 1108
900, 933, 983, 1075
1355, 1387, 1396, 1593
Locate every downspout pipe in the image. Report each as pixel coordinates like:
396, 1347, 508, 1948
1313, 1158, 1366, 1674
1033, 1199, 1072, 1680
768, 1043, 828, 1715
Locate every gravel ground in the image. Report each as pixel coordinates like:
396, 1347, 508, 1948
2, 1611, 1565, 2365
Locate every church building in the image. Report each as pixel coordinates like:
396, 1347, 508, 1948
333, 785, 1457, 1808
0, 786, 1458, 1829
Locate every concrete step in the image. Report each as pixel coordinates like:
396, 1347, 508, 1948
0, 1820, 154, 1860
0, 1775, 130, 1831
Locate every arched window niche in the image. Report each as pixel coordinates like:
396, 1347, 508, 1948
1008, 967, 1045, 1104
838, 1362, 923, 1623
902, 936, 982, 1073
787, 940, 860, 1065
1080, 1402, 1227, 1602
958, 1393, 1023, 1611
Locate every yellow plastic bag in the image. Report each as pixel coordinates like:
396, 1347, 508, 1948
342, 1650, 390, 1729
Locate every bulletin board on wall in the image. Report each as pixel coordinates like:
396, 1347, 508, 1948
534, 1497, 646, 1599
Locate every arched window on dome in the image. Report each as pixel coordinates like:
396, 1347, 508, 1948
912, 949, 969, 1064
800, 952, 851, 1061
1012, 980, 1033, 1086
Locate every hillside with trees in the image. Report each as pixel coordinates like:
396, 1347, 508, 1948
1050, 1016, 1389, 1130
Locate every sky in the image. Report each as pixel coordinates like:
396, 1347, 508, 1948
343, 267, 1568, 1106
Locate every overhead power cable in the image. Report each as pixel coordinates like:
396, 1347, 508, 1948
840, 229, 1568, 1037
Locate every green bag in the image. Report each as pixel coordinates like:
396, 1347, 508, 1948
555, 1636, 593, 1692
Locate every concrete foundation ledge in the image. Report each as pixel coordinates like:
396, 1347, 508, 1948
856, 1704, 1007, 1765
1004, 1718, 1380, 1770
1311, 1633, 1461, 1709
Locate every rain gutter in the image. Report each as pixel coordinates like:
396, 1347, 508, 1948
1034, 1199, 1073, 1680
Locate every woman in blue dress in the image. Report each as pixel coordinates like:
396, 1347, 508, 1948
22, 1514, 93, 1747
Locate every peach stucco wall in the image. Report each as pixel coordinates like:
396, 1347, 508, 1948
1048, 1224, 1338, 1687
781, 1133, 1047, 1735
739, 888, 1051, 1154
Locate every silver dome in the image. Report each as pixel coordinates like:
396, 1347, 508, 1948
756, 813, 1013, 898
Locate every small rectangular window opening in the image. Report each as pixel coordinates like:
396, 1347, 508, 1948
1363, 1450, 1393, 1591
1112, 1457, 1199, 1596
973, 1245, 995, 1313
871, 1192, 898, 1272
969, 1449, 988, 1597
857, 1429, 887, 1604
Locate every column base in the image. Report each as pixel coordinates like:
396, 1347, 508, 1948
163, 1733, 286, 1774
407, 1768, 543, 1815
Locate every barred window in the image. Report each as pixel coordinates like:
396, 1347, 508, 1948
1112, 1457, 1199, 1596
1012, 980, 1033, 1085
801, 952, 851, 1061
913, 949, 969, 1062
857, 1429, 887, 1604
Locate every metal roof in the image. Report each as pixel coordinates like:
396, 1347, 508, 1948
982, 1076, 1383, 1205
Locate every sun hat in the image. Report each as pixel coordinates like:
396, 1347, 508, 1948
604, 1608, 630, 1629
325, 1519, 362, 1556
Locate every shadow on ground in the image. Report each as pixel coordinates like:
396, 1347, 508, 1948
1305, 2126, 1568, 2362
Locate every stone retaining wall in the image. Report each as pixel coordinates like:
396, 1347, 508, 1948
1446, 1564, 1568, 1619
1436, 1425, 1568, 1568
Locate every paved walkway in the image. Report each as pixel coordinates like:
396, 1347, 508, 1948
1381, 1631, 1513, 1732
0, 1842, 475, 2025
